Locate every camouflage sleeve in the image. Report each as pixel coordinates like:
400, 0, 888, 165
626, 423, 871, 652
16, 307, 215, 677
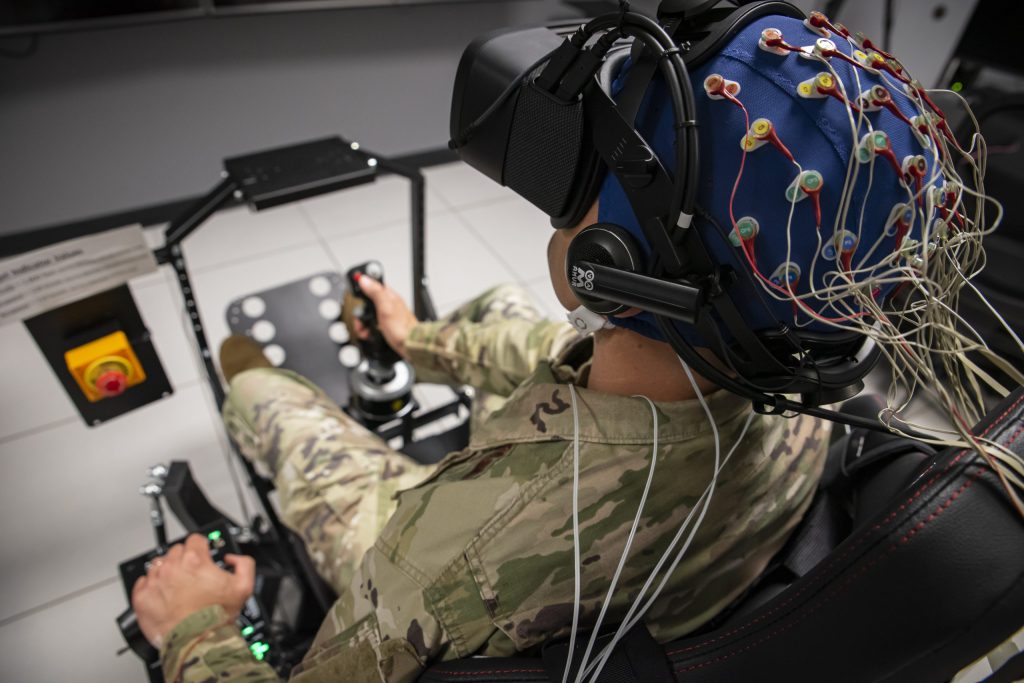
405, 318, 577, 397
161, 605, 279, 682
403, 283, 578, 397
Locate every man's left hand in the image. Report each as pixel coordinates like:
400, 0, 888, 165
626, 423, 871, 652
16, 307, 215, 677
131, 533, 256, 647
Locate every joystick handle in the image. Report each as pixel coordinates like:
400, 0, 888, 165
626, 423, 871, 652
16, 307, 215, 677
345, 261, 401, 367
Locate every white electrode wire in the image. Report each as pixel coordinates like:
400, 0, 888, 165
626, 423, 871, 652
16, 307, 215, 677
582, 409, 756, 683
562, 384, 584, 683
572, 395, 661, 683
582, 362, 743, 682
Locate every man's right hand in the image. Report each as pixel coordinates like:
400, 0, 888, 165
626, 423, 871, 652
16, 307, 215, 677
355, 275, 419, 359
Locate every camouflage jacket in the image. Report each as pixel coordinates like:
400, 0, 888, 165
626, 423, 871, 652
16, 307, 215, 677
160, 316, 829, 682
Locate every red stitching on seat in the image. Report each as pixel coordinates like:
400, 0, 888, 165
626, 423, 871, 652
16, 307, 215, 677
672, 467, 987, 674
899, 476, 976, 544
666, 392, 1024, 658
1006, 424, 1024, 449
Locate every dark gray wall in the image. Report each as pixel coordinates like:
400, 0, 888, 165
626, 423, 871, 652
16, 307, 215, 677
0, 0, 973, 236
0, 1, 585, 235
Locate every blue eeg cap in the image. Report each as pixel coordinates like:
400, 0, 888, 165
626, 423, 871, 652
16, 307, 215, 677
599, 15, 937, 344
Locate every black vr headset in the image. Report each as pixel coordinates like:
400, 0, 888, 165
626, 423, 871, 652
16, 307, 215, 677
449, 1, 890, 433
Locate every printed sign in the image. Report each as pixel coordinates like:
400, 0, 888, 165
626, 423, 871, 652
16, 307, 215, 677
0, 226, 157, 326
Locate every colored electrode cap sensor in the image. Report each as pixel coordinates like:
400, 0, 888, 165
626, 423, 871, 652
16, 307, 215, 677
751, 118, 773, 139
704, 73, 740, 99
769, 262, 801, 287
785, 170, 822, 202
800, 170, 823, 193
805, 12, 830, 36
759, 28, 789, 55
871, 85, 892, 105
729, 216, 760, 246
814, 38, 837, 56
822, 231, 858, 260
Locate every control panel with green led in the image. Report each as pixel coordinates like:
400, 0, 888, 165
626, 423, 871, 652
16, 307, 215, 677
116, 522, 274, 682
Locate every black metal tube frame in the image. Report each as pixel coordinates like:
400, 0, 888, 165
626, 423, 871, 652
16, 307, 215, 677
152, 145, 459, 615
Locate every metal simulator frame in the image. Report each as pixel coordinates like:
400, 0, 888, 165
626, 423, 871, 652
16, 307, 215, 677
117, 136, 471, 680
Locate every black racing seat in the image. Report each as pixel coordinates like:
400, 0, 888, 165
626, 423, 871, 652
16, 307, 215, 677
419, 387, 1024, 683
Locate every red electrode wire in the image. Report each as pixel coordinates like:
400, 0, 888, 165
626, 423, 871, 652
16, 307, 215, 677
766, 129, 796, 163
721, 88, 757, 268
811, 192, 823, 229
718, 79, 866, 325
763, 37, 805, 55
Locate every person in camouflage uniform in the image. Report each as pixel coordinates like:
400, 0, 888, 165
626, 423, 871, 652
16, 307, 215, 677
129, 13, 850, 682
134, 279, 829, 683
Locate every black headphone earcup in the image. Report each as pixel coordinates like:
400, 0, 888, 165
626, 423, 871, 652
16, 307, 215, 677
566, 222, 644, 316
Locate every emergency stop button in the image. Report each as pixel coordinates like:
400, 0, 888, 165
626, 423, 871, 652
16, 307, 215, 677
64, 331, 146, 402
94, 367, 129, 397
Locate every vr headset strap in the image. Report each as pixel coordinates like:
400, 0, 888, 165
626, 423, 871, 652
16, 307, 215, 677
583, 84, 684, 274
615, 45, 659, 125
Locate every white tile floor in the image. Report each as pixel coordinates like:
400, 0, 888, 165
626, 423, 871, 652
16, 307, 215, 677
0, 161, 565, 682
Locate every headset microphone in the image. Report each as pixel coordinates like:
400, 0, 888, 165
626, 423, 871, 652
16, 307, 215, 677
569, 262, 703, 323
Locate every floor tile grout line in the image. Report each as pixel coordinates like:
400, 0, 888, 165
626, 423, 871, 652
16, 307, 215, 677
296, 204, 345, 275
0, 576, 121, 630
442, 193, 523, 214
0, 415, 81, 446
0, 379, 204, 447
422, 174, 458, 212
186, 238, 323, 277
448, 210, 540, 294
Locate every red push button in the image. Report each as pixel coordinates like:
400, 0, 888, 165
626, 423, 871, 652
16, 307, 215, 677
95, 370, 128, 397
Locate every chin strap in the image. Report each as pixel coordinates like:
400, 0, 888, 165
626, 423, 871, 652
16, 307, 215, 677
567, 306, 615, 335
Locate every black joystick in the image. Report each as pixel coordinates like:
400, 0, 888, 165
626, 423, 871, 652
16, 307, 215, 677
343, 261, 415, 425
345, 261, 402, 369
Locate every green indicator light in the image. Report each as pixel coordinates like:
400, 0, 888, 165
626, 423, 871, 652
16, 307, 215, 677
241, 625, 254, 637
249, 641, 270, 661
951, 81, 963, 92
729, 230, 741, 247
873, 132, 887, 148
207, 530, 222, 542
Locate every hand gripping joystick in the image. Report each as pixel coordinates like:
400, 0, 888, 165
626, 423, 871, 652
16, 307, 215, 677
342, 261, 415, 425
